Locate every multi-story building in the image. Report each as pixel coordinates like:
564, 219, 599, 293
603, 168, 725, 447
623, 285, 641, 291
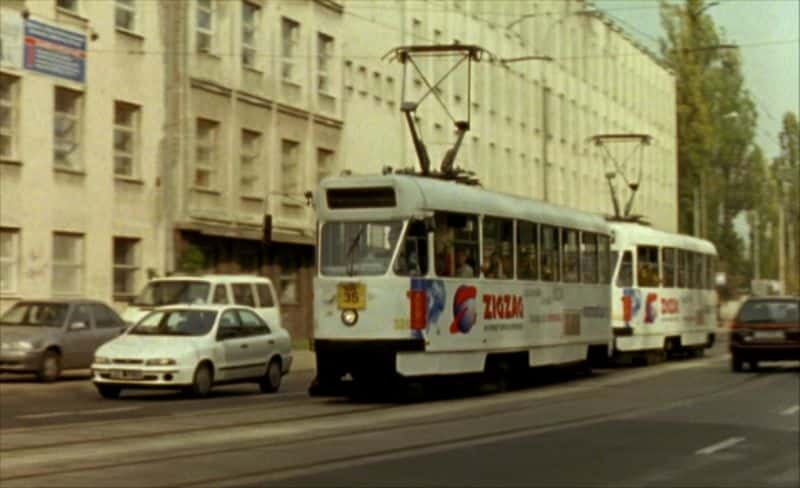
0, 0, 678, 342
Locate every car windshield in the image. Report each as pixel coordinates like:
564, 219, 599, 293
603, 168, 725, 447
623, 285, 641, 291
0, 303, 69, 327
132, 281, 211, 306
129, 310, 217, 336
320, 220, 404, 276
737, 300, 799, 324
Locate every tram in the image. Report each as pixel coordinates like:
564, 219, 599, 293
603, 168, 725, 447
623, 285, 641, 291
310, 173, 614, 395
608, 221, 718, 361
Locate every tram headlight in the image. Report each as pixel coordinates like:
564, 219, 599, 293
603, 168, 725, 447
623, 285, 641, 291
341, 309, 359, 326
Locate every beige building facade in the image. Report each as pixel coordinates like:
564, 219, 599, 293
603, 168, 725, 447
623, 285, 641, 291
0, 0, 678, 340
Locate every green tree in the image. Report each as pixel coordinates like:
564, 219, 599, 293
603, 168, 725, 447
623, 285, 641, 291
774, 112, 800, 293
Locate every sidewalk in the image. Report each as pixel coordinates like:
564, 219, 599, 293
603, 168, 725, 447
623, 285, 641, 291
291, 348, 316, 372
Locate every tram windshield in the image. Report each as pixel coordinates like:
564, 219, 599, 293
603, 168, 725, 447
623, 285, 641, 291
320, 220, 404, 276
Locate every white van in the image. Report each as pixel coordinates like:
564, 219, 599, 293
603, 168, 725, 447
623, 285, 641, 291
122, 275, 281, 330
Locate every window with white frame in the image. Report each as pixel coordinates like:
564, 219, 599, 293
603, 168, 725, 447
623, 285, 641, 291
317, 147, 334, 184
0, 228, 19, 293
54, 87, 82, 169
281, 17, 300, 82
195, 118, 219, 189
57, 0, 80, 13
196, 0, 215, 53
115, 0, 137, 31
113, 237, 139, 300
113, 101, 140, 177
278, 254, 299, 304
52, 233, 84, 295
317, 32, 334, 95
242, 1, 260, 68
240, 129, 262, 197
0, 74, 19, 160
281, 139, 300, 198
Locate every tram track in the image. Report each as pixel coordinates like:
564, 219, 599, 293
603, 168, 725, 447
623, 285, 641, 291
0, 355, 760, 486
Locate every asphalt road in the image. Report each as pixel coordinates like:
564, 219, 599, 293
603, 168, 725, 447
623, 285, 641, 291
0, 339, 797, 487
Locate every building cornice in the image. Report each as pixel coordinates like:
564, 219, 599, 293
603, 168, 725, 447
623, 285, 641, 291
314, 0, 344, 15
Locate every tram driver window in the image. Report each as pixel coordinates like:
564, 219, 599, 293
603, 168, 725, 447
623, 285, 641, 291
637, 246, 660, 287
616, 250, 633, 287
434, 212, 478, 278
598, 235, 611, 283
394, 219, 429, 276
541, 225, 560, 282
482, 217, 513, 279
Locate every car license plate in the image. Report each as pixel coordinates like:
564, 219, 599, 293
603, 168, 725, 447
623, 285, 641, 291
753, 330, 785, 340
337, 283, 366, 310
109, 370, 143, 380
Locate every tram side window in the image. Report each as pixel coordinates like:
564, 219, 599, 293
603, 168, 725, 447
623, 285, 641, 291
598, 235, 611, 283
678, 250, 690, 288
541, 225, 560, 282
581, 232, 598, 284
706, 255, 715, 290
562, 229, 580, 283
517, 221, 538, 280
394, 219, 429, 276
434, 212, 478, 278
482, 217, 513, 279
694, 252, 705, 289
637, 245, 660, 287
616, 250, 633, 287
662, 247, 676, 288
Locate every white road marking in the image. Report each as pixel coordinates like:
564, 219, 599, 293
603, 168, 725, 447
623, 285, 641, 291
16, 412, 72, 420
779, 405, 799, 416
695, 436, 746, 455
18, 406, 140, 420
80, 406, 140, 415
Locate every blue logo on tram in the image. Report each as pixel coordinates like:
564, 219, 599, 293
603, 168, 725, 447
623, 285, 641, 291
410, 278, 446, 338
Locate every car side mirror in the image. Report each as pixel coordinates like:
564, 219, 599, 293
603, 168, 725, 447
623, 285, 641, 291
69, 321, 88, 331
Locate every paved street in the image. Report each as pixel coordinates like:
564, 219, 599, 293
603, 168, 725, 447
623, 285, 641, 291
0, 336, 797, 487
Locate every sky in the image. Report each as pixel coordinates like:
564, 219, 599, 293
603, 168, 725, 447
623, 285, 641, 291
594, 0, 800, 160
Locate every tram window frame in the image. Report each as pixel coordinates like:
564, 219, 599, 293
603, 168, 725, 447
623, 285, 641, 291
562, 228, 580, 283
598, 235, 611, 283
482, 216, 514, 280
516, 220, 539, 281
661, 247, 676, 288
616, 250, 633, 287
393, 219, 429, 277
433, 212, 478, 278
637, 245, 660, 288
580, 232, 598, 284
540, 225, 561, 282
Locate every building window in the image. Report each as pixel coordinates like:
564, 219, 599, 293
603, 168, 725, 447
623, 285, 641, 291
0, 228, 19, 293
52, 233, 84, 295
240, 129, 262, 197
115, 0, 136, 31
242, 1, 260, 68
281, 17, 300, 83
54, 87, 82, 169
317, 32, 334, 95
57, 0, 79, 13
278, 255, 299, 304
195, 118, 219, 189
113, 101, 140, 178
0, 74, 19, 160
196, 0, 215, 53
113, 237, 139, 300
281, 139, 300, 198
317, 147, 334, 184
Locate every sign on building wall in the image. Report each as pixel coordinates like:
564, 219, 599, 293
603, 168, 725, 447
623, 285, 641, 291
24, 19, 86, 83
0, 9, 24, 70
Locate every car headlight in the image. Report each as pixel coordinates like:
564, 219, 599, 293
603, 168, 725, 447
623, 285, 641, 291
7, 340, 36, 351
145, 358, 176, 366
94, 356, 111, 364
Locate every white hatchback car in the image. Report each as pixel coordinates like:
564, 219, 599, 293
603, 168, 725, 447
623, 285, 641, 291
92, 305, 292, 398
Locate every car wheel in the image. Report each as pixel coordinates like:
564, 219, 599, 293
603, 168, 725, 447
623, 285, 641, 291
259, 359, 282, 394
37, 350, 61, 382
731, 355, 743, 372
96, 384, 122, 399
188, 364, 213, 397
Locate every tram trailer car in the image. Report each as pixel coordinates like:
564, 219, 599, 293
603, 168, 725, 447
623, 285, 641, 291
310, 174, 614, 396
608, 221, 718, 361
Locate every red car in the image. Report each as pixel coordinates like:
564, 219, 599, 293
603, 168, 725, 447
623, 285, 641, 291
729, 296, 800, 372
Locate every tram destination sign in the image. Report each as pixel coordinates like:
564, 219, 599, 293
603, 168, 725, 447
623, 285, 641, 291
24, 19, 86, 83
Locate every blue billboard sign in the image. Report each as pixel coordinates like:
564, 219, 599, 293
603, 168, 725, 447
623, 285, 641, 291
24, 19, 86, 83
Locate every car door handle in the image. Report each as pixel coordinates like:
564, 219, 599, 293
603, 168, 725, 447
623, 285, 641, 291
240, 344, 249, 349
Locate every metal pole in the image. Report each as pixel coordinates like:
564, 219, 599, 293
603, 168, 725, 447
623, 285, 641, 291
542, 83, 549, 201
753, 211, 760, 280
778, 204, 786, 287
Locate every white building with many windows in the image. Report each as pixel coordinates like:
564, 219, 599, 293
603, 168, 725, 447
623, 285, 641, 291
0, 0, 678, 342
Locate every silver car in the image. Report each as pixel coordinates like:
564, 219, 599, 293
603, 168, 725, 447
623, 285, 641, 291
0, 300, 126, 382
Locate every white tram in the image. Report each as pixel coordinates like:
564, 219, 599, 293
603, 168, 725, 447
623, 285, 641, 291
608, 221, 718, 360
310, 173, 614, 395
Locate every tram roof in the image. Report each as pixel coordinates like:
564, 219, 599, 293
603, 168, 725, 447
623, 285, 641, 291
318, 173, 611, 234
607, 221, 717, 255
